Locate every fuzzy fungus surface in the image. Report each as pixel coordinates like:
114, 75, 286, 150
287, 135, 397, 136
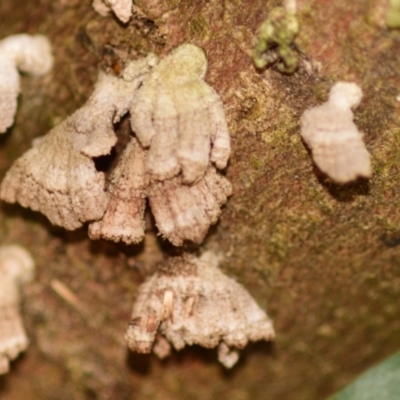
0, 56, 156, 230
125, 252, 275, 369
300, 81, 371, 184
130, 43, 231, 184
0, 244, 35, 375
0, 34, 53, 134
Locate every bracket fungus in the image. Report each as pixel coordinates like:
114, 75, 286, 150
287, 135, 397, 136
0, 56, 157, 230
300, 81, 372, 183
1, 45, 230, 246
130, 43, 231, 184
92, 0, 133, 23
88, 136, 148, 244
89, 44, 231, 246
0, 34, 53, 133
0, 245, 35, 375
89, 137, 232, 246
148, 165, 232, 246
125, 252, 275, 368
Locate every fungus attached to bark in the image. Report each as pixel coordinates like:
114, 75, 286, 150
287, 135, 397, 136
92, 0, 133, 23
0, 245, 35, 375
88, 137, 148, 244
1, 44, 230, 246
130, 43, 231, 184
125, 252, 275, 368
89, 45, 231, 246
148, 166, 232, 246
0, 34, 53, 133
89, 139, 232, 246
300, 81, 371, 184
0, 56, 156, 230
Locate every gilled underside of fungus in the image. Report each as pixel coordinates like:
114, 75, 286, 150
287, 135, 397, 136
88, 136, 232, 246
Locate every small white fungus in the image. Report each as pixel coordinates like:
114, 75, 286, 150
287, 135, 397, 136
300, 81, 371, 183
0, 244, 35, 375
0, 34, 53, 133
92, 0, 133, 23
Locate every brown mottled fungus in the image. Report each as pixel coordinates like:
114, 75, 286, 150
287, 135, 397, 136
125, 252, 275, 368
0, 56, 156, 230
0, 34, 53, 133
0, 245, 35, 375
300, 82, 371, 184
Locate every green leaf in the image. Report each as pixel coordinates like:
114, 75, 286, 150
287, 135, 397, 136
329, 351, 400, 400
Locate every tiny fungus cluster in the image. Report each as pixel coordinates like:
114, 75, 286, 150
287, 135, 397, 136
0, 1, 397, 396
0, 0, 378, 376
0, 35, 274, 370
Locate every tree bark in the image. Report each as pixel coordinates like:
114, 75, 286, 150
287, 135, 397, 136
0, 0, 399, 399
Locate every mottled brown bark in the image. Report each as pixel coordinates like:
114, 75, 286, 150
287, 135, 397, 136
0, 0, 400, 399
